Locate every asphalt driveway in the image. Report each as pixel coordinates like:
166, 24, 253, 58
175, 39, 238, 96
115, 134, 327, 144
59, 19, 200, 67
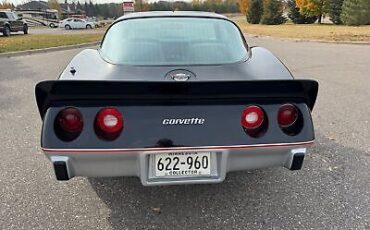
0, 37, 369, 229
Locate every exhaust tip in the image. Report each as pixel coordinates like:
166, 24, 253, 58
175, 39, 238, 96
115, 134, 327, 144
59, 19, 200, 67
290, 152, 305, 170
53, 161, 70, 180
50, 156, 72, 181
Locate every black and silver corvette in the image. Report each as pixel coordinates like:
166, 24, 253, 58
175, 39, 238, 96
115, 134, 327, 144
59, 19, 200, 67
35, 11, 318, 186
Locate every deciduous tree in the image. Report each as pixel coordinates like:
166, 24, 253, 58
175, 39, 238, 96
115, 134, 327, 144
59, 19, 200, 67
287, 0, 317, 24
239, 0, 250, 15
0, 0, 14, 9
48, 0, 61, 18
296, 0, 328, 23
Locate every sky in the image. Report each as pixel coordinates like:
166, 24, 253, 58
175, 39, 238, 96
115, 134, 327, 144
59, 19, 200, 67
7, 0, 131, 6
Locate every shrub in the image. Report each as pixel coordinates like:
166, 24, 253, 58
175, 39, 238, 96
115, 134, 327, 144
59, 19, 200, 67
246, 0, 263, 24
260, 0, 286, 25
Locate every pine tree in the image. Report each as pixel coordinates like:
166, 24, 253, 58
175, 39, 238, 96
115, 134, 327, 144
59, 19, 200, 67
341, 0, 370, 25
327, 0, 344, 24
95, 3, 100, 17
76, 2, 83, 14
261, 0, 286, 25
246, 0, 263, 24
89, 1, 96, 17
84, 2, 88, 16
287, 0, 317, 24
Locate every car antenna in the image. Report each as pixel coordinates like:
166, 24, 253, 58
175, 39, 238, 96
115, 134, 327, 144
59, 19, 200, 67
70, 67, 76, 76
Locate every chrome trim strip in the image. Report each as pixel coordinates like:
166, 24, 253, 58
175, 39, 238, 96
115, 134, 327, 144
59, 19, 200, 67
42, 141, 314, 154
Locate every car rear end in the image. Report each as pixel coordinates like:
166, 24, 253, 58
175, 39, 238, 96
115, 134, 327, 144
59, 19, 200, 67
36, 80, 318, 186
58, 20, 64, 28
59, 18, 70, 28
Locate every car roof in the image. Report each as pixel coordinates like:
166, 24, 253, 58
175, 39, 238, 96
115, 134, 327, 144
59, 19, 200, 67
116, 11, 228, 21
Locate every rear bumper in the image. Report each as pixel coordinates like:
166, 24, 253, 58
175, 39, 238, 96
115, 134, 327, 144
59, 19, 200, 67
43, 143, 311, 186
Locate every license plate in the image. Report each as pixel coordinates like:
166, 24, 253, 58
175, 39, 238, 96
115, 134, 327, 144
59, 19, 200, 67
153, 151, 211, 177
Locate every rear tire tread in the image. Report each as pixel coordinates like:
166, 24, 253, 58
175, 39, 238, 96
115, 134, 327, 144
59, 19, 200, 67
3, 25, 10, 37
23, 24, 28, 35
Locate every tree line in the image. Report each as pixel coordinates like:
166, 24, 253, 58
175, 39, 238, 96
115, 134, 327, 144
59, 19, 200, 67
59, 0, 370, 25
46, 0, 240, 19
5, 0, 368, 26
0, 1, 14, 9
240, 0, 370, 25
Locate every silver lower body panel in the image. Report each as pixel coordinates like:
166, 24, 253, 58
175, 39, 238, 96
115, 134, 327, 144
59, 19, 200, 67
45, 145, 309, 186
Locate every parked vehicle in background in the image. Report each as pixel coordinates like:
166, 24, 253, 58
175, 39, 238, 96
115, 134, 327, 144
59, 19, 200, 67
60, 18, 95, 30
87, 17, 99, 28
59, 18, 72, 28
0, 10, 28, 37
15, 9, 59, 28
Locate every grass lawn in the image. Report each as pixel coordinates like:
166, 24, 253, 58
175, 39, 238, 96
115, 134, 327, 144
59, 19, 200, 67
0, 33, 103, 53
1, 19, 369, 54
234, 17, 370, 42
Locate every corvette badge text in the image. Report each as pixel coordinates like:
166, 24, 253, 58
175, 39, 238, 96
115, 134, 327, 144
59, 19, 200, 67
162, 118, 205, 125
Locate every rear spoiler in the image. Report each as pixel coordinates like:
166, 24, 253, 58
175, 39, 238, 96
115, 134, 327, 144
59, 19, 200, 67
35, 80, 318, 119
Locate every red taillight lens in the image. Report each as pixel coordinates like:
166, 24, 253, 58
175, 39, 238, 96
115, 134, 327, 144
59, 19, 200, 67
95, 107, 123, 140
241, 105, 264, 129
278, 104, 298, 127
55, 107, 83, 141
57, 107, 83, 133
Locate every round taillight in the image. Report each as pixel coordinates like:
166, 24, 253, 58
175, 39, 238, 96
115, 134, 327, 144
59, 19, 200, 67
95, 107, 123, 140
57, 107, 83, 133
55, 107, 83, 141
278, 104, 298, 127
241, 105, 264, 129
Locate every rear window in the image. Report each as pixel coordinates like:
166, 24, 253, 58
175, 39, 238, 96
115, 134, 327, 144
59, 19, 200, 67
100, 17, 247, 65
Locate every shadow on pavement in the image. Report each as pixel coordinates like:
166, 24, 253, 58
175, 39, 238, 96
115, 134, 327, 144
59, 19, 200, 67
88, 135, 369, 229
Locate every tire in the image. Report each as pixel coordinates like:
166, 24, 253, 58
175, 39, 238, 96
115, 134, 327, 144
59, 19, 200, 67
49, 23, 55, 28
3, 25, 10, 37
86, 24, 92, 29
65, 25, 71, 30
23, 24, 28, 35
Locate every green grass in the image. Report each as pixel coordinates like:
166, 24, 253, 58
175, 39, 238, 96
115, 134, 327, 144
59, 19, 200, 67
1, 19, 369, 54
234, 17, 370, 42
0, 33, 104, 53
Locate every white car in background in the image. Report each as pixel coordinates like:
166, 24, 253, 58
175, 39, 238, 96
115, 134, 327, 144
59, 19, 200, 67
59, 18, 95, 30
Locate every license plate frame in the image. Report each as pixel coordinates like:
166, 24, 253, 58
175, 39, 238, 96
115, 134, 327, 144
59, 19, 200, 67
148, 151, 218, 179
